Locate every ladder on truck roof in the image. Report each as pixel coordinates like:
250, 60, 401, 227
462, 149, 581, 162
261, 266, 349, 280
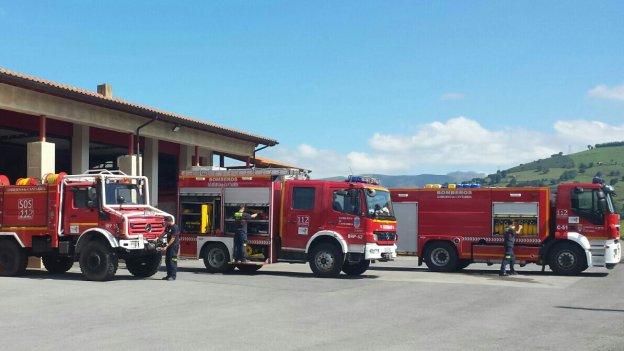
180, 167, 309, 178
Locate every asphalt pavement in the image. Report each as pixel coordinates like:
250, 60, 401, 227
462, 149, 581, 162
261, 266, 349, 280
0, 257, 622, 351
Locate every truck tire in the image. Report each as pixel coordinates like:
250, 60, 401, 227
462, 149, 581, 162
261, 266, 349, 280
548, 242, 587, 275
309, 243, 344, 278
0, 240, 27, 276
424, 242, 458, 272
203, 244, 234, 273
456, 260, 471, 270
342, 260, 370, 276
126, 253, 162, 278
79, 241, 118, 281
42, 254, 74, 274
237, 265, 262, 274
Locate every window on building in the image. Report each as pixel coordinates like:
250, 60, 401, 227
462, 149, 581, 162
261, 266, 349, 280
292, 187, 315, 210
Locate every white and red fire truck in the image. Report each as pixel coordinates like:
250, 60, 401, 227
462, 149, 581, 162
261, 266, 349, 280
391, 181, 621, 275
0, 170, 173, 281
177, 168, 398, 277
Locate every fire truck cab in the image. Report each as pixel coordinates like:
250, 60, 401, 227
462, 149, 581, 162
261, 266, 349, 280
0, 170, 174, 281
177, 168, 398, 277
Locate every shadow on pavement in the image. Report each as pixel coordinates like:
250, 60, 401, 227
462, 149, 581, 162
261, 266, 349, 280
176, 266, 378, 280
368, 266, 609, 278
555, 306, 624, 313
12, 268, 148, 281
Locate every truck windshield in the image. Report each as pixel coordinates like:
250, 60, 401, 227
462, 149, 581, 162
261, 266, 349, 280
105, 181, 146, 206
365, 189, 395, 219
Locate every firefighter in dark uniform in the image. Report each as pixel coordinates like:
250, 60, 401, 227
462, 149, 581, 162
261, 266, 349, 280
233, 205, 257, 263
500, 219, 522, 276
159, 217, 180, 281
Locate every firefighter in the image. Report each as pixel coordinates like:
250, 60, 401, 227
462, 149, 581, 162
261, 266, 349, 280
500, 219, 523, 276
233, 205, 257, 263
158, 217, 180, 281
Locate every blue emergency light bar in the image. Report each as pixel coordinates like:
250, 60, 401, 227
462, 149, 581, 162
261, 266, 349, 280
346, 175, 380, 185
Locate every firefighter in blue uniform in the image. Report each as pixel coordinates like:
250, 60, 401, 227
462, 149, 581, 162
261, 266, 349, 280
500, 219, 522, 276
233, 205, 257, 263
159, 217, 180, 281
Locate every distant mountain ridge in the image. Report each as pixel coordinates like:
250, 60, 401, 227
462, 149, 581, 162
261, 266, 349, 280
322, 171, 485, 188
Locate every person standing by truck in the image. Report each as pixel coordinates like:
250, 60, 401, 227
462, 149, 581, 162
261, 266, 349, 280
233, 205, 257, 263
500, 220, 522, 276
159, 217, 180, 281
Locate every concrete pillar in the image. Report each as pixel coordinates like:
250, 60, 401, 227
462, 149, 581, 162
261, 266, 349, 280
144, 138, 158, 206
179, 144, 193, 171
201, 149, 214, 166
27, 141, 55, 179
71, 124, 89, 174
117, 155, 142, 176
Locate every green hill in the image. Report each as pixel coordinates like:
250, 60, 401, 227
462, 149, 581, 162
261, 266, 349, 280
481, 145, 624, 215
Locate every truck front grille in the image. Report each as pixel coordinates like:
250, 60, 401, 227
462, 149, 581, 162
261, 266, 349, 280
129, 221, 165, 239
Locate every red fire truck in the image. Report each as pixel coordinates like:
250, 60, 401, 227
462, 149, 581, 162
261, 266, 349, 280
0, 170, 173, 281
391, 182, 621, 275
177, 168, 398, 277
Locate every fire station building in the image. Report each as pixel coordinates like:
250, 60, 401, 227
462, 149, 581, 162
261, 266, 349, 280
0, 67, 283, 215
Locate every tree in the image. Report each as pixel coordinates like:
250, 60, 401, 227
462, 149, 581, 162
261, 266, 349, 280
559, 170, 578, 181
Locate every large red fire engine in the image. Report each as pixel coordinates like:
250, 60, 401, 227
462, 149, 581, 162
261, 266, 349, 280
177, 168, 398, 277
0, 170, 173, 281
390, 181, 621, 274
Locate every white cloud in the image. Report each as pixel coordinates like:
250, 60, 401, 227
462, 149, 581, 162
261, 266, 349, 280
270, 117, 624, 178
588, 84, 624, 101
554, 120, 624, 144
440, 92, 465, 101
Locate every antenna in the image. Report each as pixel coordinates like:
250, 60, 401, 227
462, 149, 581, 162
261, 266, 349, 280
349, 166, 354, 175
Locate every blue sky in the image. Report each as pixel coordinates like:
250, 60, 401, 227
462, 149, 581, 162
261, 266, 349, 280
1, 1, 623, 177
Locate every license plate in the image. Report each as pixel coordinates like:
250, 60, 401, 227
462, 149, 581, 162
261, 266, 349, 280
120, 239, 144, 250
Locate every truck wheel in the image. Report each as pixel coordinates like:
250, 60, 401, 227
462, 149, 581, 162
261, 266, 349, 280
42, 254, 74, 274
548, 242, 587, 275
424, 242, 458, 272
126, 253, 162, 278
309, 243, 344, 278
342, 260, 370, 276
79, 241, 118, 281
237, 265, 262, 274
203, 244, 234, 273
0, 240, 27, 276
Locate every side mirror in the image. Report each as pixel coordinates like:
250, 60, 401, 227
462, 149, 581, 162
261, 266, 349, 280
366, 188, 376, 197
87, 200, 96, 209
574, 187, 584, 194
117, 195, 126, 204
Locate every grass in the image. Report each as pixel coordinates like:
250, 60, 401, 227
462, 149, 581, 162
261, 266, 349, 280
487, 145, 624, 214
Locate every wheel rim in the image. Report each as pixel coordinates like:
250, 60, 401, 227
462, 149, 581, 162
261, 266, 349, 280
315, 251, 335, 272
87, 252, 103, 270
208, 248, 226, 267
557, 250, 576, 269
431, 248, 450, 266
